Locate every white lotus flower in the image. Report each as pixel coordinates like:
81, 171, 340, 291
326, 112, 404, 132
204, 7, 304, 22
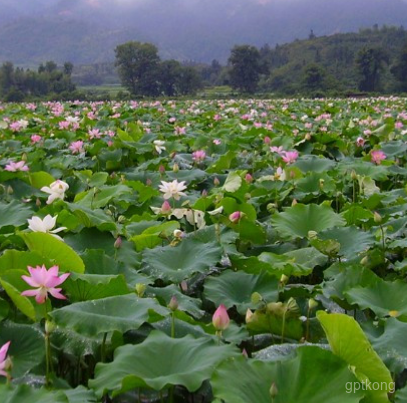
153, 140, 166, 154
158, 180, 187, 200
170, 208, 206, 229
41, 180, 69, 204
27, 215, 67, 241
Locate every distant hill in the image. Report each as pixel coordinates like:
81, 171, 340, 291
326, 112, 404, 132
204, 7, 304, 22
1, 0, 407, 66
260, 25, 407, 94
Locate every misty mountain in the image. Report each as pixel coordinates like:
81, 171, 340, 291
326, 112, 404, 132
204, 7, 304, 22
1, 0, 407, 66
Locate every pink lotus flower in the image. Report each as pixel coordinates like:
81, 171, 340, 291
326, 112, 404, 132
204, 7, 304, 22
31, 134, 42, 144
88, 128, 101, 139
69, 140, 84, 154
0, 341, 11, 377
270, 146, 284, 155
192, 150, 206, 163
281, 150, 299, 164
213, 139, 221, 145
245, 173, 253, 183
356, 137, 365, 147
264, 136, 271, 144
174, 126, 186, 135
212, 304, 230, 331
371, 150, 386, 165
21, 265, 70, 304
229, 211, 242, 223
4, 160, 29, 172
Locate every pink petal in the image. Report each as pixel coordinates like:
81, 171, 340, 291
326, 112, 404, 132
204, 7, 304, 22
21, 289, 40, 298
47, 266, 59, 277
0, 341, 10, 363
48, 288, 66, 300
21, 275, 40, 288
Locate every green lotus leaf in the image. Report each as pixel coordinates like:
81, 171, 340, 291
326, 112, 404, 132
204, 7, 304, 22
272, 203, 345, 238
0, 385, 68, 403
89, 331, 239, 397
0, 321, 45, 379
49, 294, 168, 336
0, 200, 33, 231
212, 347, 362, 403
64, 273, 130, 302
318, 311, 393, 401
142, 237, 222, 283
204, 270, 278, 314
344, 279, 407, 319
21, 232, 85, 273
318, 226, 375, 259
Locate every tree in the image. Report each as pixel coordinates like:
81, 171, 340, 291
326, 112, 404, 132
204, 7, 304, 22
301, 63, 326, 92
228, 45, 262, 93
0, 62, 15, 95
115, 41, 161, 96
356, 47, 389, 92
391, 42, 407, 91
159, 60, 182, 96
63, 62, 74, 76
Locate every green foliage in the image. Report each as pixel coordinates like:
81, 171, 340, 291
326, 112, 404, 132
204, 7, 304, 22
228, 45, 262, 93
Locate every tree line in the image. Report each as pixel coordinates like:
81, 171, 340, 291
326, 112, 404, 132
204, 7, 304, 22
1, 25, 407, 100
0, 61, 76, 101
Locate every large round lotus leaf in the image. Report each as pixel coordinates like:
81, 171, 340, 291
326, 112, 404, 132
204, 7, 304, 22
63, 273, 130, 302
272, 203, 345, 238
49, 294, 168, 336
0, 321, 45, 379
63, 386, 97, 403
89, 331, 239, 397
344, 279, 407, 319
142, 237, 222, 283
21, 232, 85, 273
317, 312, 393, 399
0, 200, 33, 230
0, 385, 68, 403
204, 270, 278, 314
369, 318, 407, 374
294, 156, 336, 173
318, 226, 375, 259
212, 347, 362, 403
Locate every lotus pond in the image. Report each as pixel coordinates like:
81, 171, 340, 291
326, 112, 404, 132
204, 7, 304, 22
0, 98, 407, 402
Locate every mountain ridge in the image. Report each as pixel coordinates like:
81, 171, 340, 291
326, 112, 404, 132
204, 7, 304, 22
1, 0, 407, 66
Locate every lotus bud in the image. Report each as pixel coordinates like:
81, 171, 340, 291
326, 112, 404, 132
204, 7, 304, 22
118, 215, 126, 223
7, 186, 13, 195
308, 298, 318, 310
308, 230, 318, 240
267, 203, 277, 213
264, 136, 271, 144
351, 170, 357, 181
229, 211, 242, 223
106, 209, 113, 216
45, 320, 56, 335
158, 164, 166, 174
146, 178, 152, 186
291, 199, 298, 206
201, 189, 208, 198
251, 292, 263, 304
245, 309, 254, 323
172, 163, 179, 173
36, 197, 41, 207
173, 229, 185, 239
161, 200, 172, 214
280, 274, 289, 286
305, 133, 311, 141
180, 280, 188, 292
212, 304, 230, 331
135, 283, 146, 297
114, 236, 122, 249
168, 296, 179, 311
319, 178, 324, 188
21, 152, 28, 161
245, 173, 253, 183
269, 382, 278, 399
242, 348, 249, 358
374, 211, 382, 224
4, 357, 12, 373
360, 256, 369, 266
213, 177, 220, 186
